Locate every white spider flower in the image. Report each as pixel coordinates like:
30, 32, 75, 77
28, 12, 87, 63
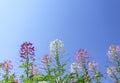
50, 39, 64, 56
77, 63, 83, 72
71, 62, 77, 73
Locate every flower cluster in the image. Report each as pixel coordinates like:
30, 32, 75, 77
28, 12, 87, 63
70, 49, 103, 83
75, 49, 89, 73
107, 45, 120, 82
50, 39, 64, 56
0, 60, 19, 83
2, 60, 13, 71
76, 49, 88, 63
19, 42, 37, 83
1, 40, 119, 83
28, 64, 40, 75
107, 45, 120, 58
70, 63, 77, 73
41, 54, 51, 63
107, 66, 116, 77
20, 42, 35, 59
88, 61, 98, 71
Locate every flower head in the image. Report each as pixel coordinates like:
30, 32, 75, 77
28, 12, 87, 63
50, 39, 64, 56
107, 45, 120, 58
20, 42, 35, 59
77, 63, 83, 72
32, 68, 40, 75
76, 49, 89, 63
88, 61, 98, 71
28, 64, 40, 75
107, 66, 116, 77
41, 54, 51, 63
2, 60, 13, 71
70, 62, 77, 73
41, 54, 52, 68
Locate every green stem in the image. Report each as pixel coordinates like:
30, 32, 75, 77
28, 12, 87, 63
114, 54, 120, 72
31, 63, 34, 81
54, 44, 63, 83
81, 57, 92, 83
6, 67, 9, 82
26, 53, 29, 78
82, 57, 88, 75
55, 47, 61, 76
112, 72, 118, 82
93, 67, 100, 83
46, 60, 51, 75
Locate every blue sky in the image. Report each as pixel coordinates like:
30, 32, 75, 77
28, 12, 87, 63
0, 0, 120, 83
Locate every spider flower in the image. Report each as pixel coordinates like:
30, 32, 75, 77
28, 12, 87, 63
41, 54, 51, 63
77, 63, 83, 72
50, 39, 64, 56
107, 66, 116, 77
107, 45, 120, 58
28, 64, 40, 75
71, 62, 77, 73
20, 42, 35, 59
88, 61, 98, 71
76, 49, 89, 63
2, 60, 13, 71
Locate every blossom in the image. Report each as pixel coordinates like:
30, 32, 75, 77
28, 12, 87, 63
107, 66, 116, 77
28, 64, 40, 75
41, 54, 51, 63
88, 61, 98, 71
32, 68, 40, 75
20, 42, 35, 59
107, 45, 120, 58
50, 39, 64, 56
2, 60, 13, 71
77, 63, 83, 72
70, 62, 77, 73
76, 49, 89, 63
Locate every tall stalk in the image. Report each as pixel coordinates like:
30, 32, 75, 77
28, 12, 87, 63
26, 53, 29, 78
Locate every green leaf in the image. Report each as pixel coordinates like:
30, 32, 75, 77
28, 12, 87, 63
0, 63, 2, 67
19, 62, 27, 68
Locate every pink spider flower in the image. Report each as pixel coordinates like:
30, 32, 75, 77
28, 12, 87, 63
28, 64, 40, 75
32, 68, 40, 75
88, 61, 98, 71
41, 54, 52, 63
107, 66, 116, 77
76, 49, 89, 63
2, 60, 13, 71
28, 63, 37, 69
20, 42, 35, 59
107, 45, 120, 58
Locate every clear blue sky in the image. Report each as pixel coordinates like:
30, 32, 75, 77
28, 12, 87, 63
0, 0, 120, 83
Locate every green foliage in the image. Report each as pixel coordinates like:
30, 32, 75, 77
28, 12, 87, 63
19, 62, 27, 68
